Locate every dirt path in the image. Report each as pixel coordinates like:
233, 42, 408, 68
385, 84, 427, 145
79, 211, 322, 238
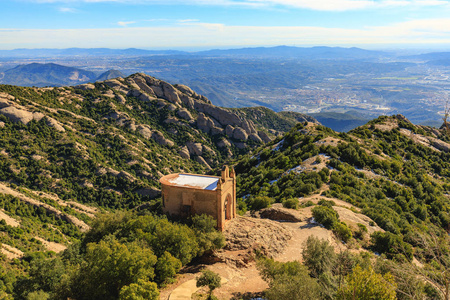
276, 221, 339, 263
1, 244, 23, 259
168, 279, 200, 300
0, 209, 20, 227
34, 237, 67, 253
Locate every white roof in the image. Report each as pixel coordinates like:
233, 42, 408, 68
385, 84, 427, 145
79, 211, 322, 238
167, 174, 218, 190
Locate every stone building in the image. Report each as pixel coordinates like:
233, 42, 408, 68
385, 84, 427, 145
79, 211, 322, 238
160, 166, 236, 231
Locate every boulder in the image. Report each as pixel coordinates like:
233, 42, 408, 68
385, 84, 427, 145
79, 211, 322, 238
167, 104, 178, 111
162, 82, 181, 104
258, 130, 272, 143
249, 133, 263, 143
104, 79, 129, 92
102, 90, 115, 98
223, 216, 292, 258
137, 125, 152, 139
150, 85, 164, 98
116, 94, 126, 105
193, 101, 241, 127
75, 83, 95, 90
128, 89, 141, 98
45, 117, 65, 132
179, 94, 195, 109
197, 113, 214, 133
139, 93, 155, 102
233, 127, 248, 141
217, 138, 231, 148
186, 142, 203, 156
132, 77, 157, 97
202, 145, 216, 157
210, 127, 224, 136
0, 106, 44, 124
0, 97, 13, 108
195, 156, 211, 170
0, 121, 4, 128
225, 125, 234, 137
177, 108, 193, 121
431, 138, 450, 152
179, 146, 190, 159
176, 84, 195, 96
152, 130, 174, 147
257, 207, 303, 222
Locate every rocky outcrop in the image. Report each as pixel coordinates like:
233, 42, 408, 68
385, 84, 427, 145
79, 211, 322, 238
256, 207, 303, 222
195, 156, 211, 170
75, 83, 95, 90
431, 138, 450, 152
45, 117, 65, 132
152, 130, 174, 147
186, 142, 203, 156
223, 216, 292, 258
0, 106, 44, 124
137, 125, 153, 139
107, 111, 131, 127
104, 79, 129, 93
258, 130, 272, 143
225, 125, 234, 137
197, 113, 215, 134
217, 138, 232, 148
249, 133, 263, 143
179, 146, 190, 159
177, 108, 193, 122
233, 127, 248, 141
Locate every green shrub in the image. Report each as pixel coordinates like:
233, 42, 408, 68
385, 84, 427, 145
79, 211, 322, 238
282, 198, 298, 209
312, 206, 339, 229
333, 222, 352, 243
248, 196, 272, 210
318, 199, 335, 208
370, 231, 413, 261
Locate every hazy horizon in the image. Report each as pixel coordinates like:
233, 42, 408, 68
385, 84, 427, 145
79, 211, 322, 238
3, 0, 450, 50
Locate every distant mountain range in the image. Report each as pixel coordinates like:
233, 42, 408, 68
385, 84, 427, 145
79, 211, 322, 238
0, 46, 386, 60
0, 63, 124, 87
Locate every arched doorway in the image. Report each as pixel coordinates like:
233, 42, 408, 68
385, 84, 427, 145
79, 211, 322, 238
224, 194, 233, 220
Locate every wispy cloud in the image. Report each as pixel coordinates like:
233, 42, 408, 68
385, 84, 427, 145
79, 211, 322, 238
23, 0, 450, 11
58, 7, 78, 12
178, 19, 200, 23
117, 21, 136, 26
3, 18, 450, 49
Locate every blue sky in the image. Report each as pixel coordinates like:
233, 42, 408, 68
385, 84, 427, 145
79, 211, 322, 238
2, 0, 450, 50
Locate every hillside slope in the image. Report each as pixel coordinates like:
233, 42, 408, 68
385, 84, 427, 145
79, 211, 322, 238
231, 114, 450, 299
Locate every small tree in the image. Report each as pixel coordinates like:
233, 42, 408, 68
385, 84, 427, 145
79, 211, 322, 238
196, 270, 221, 300
337, 265, 397, 300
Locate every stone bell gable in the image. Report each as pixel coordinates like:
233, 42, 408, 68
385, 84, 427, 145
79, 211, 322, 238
159, 165, 236, 231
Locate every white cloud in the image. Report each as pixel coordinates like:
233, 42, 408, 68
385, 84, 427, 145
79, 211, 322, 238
58, 7, 78, 12
117, 21, 136, 26
23, 0, 450, 11
3, 18, 450, 49
178, 19, 200, 23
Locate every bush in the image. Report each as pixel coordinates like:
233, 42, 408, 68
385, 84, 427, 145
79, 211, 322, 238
318, 199, 335, 208
370, 231, 413, 261
282, 198, 298, 209
302, 236, 336, 278
196, 270, 221, 299
302, 200, 315, 207
333, 222, 352, 243
248, 196, 272, 210
312, 206, 339, 229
